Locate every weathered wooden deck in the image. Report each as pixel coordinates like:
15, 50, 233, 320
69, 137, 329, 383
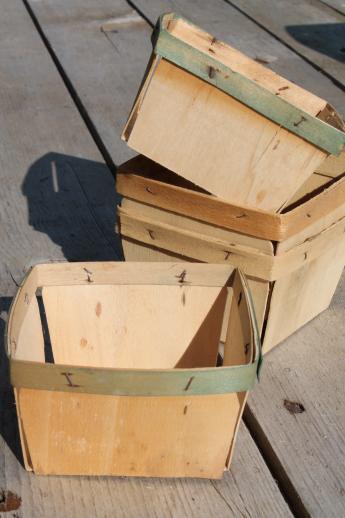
0, 0, 344, 516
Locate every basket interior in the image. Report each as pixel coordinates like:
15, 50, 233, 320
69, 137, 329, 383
14, 282, 231, 369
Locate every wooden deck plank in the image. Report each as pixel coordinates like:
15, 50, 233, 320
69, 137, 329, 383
25, 0, 153, 166
0, 0, 121, 288
0, 0, 292, 515
0, 416, 293, 517
227, 0, 345, 90
24, 0, 345, 514
246, 271, 345, 517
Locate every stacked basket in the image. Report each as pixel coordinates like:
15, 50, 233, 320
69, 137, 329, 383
117, 12, 345, 353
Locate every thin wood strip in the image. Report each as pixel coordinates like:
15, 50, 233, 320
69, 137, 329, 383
10, 358, 259, 396
116, 172, 283, 240
153, 13, 345, 155
34, 261, 236, 288
282, 175, 345, 236
118, 207, 276, 279
116, 157, 345, 241
118, 206, 345, 281
7, 263, 261, 396
271, 215, 345, 277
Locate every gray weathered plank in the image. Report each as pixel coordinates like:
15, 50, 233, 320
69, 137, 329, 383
247, 270, 345, 517
26, 0, 153, 166
319, 0, 345, 15
0, 1, 292, 516
0, 0, 121, 289
227, 0, 345, 90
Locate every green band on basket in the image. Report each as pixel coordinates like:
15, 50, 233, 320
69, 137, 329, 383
153, 13, 345, 155
11, 359, 259, 397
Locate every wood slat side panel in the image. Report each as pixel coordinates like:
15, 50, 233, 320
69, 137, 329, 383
42, 283, 224, 369
153, 14, 345, 154
125, 58, 326, 211
263, 238, 345, 351
118, 208, 276, 280
35, 261, 236, 288
121, 237, 270, 336
282, 176, 345, 242
118, 204, 345, 281
0, 414, 294, 517
18, 390, 244, 478
117, 155, 345, 242
117, 171, 284, 240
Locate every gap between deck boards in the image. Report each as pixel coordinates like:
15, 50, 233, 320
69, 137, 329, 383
22, 0, 117, 175
244, 407, 309, 518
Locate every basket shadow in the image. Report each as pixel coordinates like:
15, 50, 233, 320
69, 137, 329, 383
0, 152, 125, 467
0, 296, 24, 466
21, 151, 123, 262
286, 23, 345, 65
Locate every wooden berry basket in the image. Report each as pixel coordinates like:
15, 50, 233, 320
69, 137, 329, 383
7, 261, 260, 479
122, 13, 345, 212
117, 156, 345, 353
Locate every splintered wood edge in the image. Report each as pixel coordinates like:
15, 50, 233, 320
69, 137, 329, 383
7, 263, 261, 396
152, 13, 345, 155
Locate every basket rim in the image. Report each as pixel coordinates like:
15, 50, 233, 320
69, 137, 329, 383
152, 12, 345, 155
6, 262, 262, 397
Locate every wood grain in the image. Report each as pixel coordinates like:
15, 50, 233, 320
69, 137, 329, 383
121, 237, 270, 339
42, 283, 224, 369
10, 0, 345, 512
125, 57, 326, 211
247, 270, 345, 516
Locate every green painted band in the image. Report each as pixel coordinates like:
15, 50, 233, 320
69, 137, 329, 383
153, 13, 345, 155
10, 358, 258, 397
